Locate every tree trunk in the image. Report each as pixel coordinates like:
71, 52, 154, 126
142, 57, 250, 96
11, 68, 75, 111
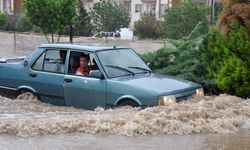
43, 32, 50, 43
69, 25, 73, 43
52, 33, 54, 43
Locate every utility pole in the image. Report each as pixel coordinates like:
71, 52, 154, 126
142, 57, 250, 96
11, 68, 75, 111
13, 1, 16, 49
210, 0, 215, 25
69, 25, 73, 43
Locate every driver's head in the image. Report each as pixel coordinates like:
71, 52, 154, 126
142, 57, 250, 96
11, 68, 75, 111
80, 53, 90, 68
59, 50, 67, 63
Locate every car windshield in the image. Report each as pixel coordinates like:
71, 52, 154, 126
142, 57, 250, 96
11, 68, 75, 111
96, 49, 151, 78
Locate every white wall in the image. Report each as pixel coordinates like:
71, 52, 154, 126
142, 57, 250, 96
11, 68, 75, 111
130, 0, 142, 28
82, 0, 173, 29
0, 0, 3, 13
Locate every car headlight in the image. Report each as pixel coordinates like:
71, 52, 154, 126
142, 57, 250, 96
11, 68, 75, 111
196, 88, 204, 96
158, 95, 176, 106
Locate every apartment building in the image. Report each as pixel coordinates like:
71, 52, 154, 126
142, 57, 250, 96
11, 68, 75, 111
83, 0, 172, 28
0, 0, 23, 14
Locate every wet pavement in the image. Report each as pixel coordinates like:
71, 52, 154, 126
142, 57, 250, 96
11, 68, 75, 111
0, 31, 166, 57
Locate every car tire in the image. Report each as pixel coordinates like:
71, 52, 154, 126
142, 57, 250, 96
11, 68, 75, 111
117, 100, 139, 107
17, 91, 38, 100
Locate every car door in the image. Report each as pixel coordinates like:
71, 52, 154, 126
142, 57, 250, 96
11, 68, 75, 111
29, 49, 67, 105
64, 50, 106, 109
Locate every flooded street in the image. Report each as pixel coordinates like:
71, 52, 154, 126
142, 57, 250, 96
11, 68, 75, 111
0, 32, 250, 149
1, 132, 250, 150
0, 95, 249, 149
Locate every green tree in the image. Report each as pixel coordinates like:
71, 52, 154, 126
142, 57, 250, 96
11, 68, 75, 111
163, 0, 209, 39
0, 13, 8, 30
203, 22, 250, 97
16, 14, 33, 32
141, 22, 218, 93
203, 0, 250, 97
90, 1, 129, 32
24, 0, 77, 43
134, 15, 164, 39
74, 0, 92, 36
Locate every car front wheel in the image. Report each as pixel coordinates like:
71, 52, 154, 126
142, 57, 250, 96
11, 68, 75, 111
17, 91, 38, 100
117, 100, 139, 107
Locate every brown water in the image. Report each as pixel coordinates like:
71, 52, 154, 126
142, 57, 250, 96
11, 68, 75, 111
0, 94, 249, 137
0, 95, 250, 149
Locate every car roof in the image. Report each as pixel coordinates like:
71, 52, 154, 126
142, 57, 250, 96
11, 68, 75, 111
39, 43, 129, 52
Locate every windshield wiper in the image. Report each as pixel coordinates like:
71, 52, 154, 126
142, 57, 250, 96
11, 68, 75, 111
128, 66, 151, 73
106, 65, 135, 76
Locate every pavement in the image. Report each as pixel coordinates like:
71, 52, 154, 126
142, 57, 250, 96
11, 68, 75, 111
0, 31, 169, 57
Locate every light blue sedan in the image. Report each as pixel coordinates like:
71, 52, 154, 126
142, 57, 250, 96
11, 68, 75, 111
0, 44, 204, 109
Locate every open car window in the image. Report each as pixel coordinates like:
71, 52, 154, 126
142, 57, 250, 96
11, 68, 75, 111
32, 49, 67, 74
68, 51, 99, 76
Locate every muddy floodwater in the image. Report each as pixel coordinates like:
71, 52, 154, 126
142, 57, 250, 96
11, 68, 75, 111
0, 95, 249, 149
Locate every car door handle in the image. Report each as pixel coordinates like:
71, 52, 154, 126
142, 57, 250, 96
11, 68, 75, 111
64, 78, 72, 83
29, 73, 37, 78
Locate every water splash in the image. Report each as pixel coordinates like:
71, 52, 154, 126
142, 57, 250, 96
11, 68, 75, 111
0, 94, 249, 136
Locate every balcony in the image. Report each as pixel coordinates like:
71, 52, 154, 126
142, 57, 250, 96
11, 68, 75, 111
140, 12, 156, 17
141, 0, 156, 3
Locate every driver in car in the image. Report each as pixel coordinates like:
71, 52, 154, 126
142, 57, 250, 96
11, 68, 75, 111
75, 53, 91, 76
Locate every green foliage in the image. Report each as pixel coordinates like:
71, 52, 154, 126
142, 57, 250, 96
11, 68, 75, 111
24, 0, 77, 43
0, 13, 15, 31
16, 15, 33, 32
204, 22, 250, 97
90, 1, 129, 32
74, 0, 92, 36
3, 15, 16, 31
163, 0, 210, 39
0, 13, 8, 30
134, 15, 164, 39
141, 22, 218, 93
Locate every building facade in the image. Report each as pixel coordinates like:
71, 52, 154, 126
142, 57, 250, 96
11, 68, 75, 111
0, 0, 23, 14
83, 0, 173, 28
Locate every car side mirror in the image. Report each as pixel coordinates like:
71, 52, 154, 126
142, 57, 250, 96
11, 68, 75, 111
23, 60, 28, 67
89, 70, 104, 79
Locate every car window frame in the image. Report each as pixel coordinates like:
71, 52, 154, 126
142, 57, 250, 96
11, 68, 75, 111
95, 48, 150, 79
31, 48, 68, 75
66, 49, 103, 79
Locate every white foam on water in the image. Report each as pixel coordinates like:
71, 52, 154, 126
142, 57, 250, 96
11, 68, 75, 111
0, 94, 249, 137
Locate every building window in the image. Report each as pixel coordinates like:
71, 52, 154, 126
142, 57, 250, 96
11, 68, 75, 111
160, 4, 168, 17
135, 4, 142, 13
3, 0, 12, 14
124, 2, 131, 15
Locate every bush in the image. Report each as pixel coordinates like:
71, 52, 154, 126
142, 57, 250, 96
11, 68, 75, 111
141, 22, 219, 93
163, 0, 209, 39
16, 15, 33, 32
3, 15, 15, 31
0, 13, 8, 30
203, 22, 250, 97
134, 15, 164, 39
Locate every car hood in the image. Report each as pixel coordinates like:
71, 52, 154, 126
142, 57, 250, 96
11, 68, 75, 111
114, 73, 201, 95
